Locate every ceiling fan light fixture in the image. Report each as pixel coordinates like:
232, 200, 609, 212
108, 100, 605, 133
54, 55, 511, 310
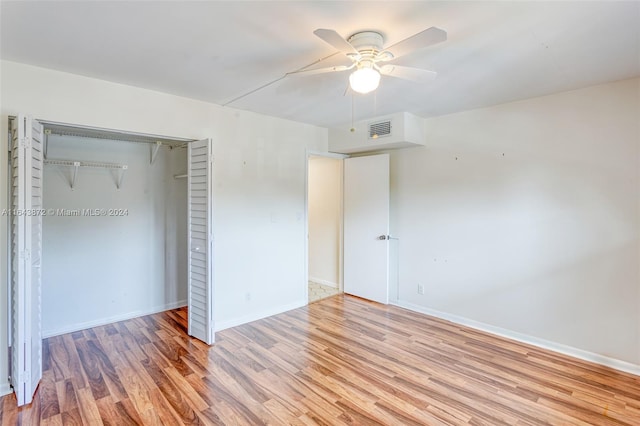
349, 67, 381, 94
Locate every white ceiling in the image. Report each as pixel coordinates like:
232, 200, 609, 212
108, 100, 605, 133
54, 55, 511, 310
1, 1, 639, 128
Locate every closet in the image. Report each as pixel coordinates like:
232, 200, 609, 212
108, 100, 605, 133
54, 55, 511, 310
7, 115, 214, 406
42, 123, 187, 335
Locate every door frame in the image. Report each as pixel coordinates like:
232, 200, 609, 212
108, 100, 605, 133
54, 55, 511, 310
304, 150, 348, 303
4, 116, 208, 400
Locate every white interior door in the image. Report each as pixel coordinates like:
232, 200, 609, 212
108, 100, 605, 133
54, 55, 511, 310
187, 139, 214, 344
343, 154, 390, 304
10, 114, 43, 406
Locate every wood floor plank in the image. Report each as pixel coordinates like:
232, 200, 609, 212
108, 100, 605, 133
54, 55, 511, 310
140, 357, 205, 424
1, 295, 639, 425
0, 395, 18, 426
40, 413, 63, 426
298, 394, 346, 425
60, 334, 89, 391
118, 350, 160, 394
74, 387, 103, 425
48, 336, 72, 383
262, 398, 299, 424
111, 353, 162, 425
60, 408, 83, 426
188, 376, 253, 425
39, 369, 61, 420
74, 339, 109, 401
55, 379, 78, 414
87, 339, 128, 403
162, 369, 209, 412
147, 388, 183, 425
95, 396, 127, 425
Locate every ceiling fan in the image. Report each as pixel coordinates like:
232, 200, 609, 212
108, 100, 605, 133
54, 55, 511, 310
288, 27, 447, 94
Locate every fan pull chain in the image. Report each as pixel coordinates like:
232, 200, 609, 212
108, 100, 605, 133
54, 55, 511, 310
374, 89, 378, 117
369, 90, 380, 139
350, 94, 355, 132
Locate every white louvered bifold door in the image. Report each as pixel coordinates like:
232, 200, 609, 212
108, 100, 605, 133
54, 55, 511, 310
187, 139, 214, 344
10, 114, 44, 406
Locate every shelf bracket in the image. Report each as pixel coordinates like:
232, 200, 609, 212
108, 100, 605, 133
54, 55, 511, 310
70, 161, 80, 190
116, 166, 128, 190
150, 141, 161, 165
43, 129, 51, 159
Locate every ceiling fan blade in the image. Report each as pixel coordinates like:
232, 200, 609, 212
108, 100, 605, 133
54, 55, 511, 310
314, 29, 360, 56
379, 64, 437, 82
384, 27, 447, 60
287, 64, 352, 77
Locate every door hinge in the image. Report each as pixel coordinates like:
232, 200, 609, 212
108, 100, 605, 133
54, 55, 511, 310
19, 137, 31, 149
7, 346, 11, 382
19, 250, 31, 261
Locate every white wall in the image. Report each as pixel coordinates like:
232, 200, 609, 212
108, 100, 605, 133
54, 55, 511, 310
41, 135, 187, 336
308, 156, 342, 288
391, 78, 640, 367
166, 147, 188, 308
0, 60, 328, 394
210, 112, 327, 328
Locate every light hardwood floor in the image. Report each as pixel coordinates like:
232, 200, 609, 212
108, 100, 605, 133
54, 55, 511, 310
1, 295, 639, 425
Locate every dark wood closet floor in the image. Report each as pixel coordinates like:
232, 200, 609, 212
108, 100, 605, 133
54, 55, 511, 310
1, 295, 639, 425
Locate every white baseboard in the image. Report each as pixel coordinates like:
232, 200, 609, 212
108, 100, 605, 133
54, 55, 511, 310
393, 300, 640, 377
309, 277, 339, 289
215, 299, 307, 332
0, 382, 11, 397
42, 300, 187, 338
43, 297, 306, 338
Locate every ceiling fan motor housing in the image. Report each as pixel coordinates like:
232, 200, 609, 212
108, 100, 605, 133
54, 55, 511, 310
348, 31, 385, 57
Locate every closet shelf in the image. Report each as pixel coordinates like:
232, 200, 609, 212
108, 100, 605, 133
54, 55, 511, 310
44, 159, 127, 170
44, 158, 128, 190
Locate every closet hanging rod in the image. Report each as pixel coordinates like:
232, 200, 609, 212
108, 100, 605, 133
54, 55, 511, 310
44, 129, 186, 148
39, 119, 194, 145
44, 158, 128, 190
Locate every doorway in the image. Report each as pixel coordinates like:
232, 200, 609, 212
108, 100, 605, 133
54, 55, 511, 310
40, 130, 188, 338
7, 115, 214, 405
306, 154, 344, 303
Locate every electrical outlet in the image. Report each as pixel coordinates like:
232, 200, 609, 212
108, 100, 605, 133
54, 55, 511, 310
418, 284, 425, 295
245, 292, 251, 301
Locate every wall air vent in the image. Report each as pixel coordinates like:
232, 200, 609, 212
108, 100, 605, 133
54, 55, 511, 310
369, 120, 392, 139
